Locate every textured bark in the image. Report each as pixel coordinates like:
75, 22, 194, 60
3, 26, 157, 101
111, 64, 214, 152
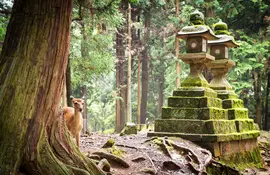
82, 85, 88, 134
175, 0, 180, 88
116, 28, 126, 132
0, 1, 103, 174
66, 57, 73, 107
253, 71, 262, 129
140, 11, 151, 124
264, 72, 270, 130
157, 74, 165, 117
115, 0, 128, 132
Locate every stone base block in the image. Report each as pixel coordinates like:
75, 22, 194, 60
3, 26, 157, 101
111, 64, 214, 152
168, 96, 222, 108
162, 107, 228, 120
154, 119, 238, 134
227, 108, 249, 119
173, 87, 217, 98
147, 130, 260, 143
223, 99, 244, 109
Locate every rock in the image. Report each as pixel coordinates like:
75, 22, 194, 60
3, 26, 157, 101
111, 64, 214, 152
120, 122, 137, 136
102, 138, 115, 148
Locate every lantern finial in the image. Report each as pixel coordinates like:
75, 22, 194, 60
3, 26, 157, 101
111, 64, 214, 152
189, 10, 205, 25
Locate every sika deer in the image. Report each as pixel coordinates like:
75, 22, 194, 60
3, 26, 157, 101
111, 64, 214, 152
63, 97, 84, 147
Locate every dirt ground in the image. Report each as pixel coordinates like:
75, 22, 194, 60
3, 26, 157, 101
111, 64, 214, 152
79, 130, 270, 175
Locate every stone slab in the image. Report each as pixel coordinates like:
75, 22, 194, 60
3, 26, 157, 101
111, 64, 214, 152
223, 99, 244, 109
168, 96, 222, 108
162, 107, 228, 120
173, 87, 217, 98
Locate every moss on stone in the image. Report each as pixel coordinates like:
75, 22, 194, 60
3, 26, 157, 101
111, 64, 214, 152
168, 97, 222, 108
181, 76, 209, 87
205, 120, 237, 134
162, 107, 227, 120
222, 99, 244, 109
189, 10, 205, 25
218, 147, 264, 170
235, 119, 255, 133
173, 87, 217, 98
105, 146, 126, 157
120, 122, 137, 136
227, 108, 248, 120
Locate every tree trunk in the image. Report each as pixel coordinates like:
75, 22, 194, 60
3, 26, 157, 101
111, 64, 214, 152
126, 2, 132, 122
0, 1, 103, 174
116, 29, 126, 132
157, 74, 165, 117
264, 72, 270, 130
253, 71, 262, 129
175, 0, 180, 88
82, 85, 88, 134
140, 11, 150, 124
66, 56, 73, 107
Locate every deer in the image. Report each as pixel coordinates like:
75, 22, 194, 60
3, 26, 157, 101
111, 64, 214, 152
63, 96, 84, 147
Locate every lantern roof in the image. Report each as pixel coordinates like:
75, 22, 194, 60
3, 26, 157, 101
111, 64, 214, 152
208, 21, 239, 48
177, 25, 218, 40
208, 35, 239, 48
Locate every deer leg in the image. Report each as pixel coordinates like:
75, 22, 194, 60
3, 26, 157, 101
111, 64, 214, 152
76, 132, 80, 147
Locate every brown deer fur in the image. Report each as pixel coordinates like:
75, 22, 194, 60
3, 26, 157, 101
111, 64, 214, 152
63, 98, 84, 146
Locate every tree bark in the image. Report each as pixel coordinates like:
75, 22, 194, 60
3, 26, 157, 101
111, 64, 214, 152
126, 2, 132, 122
253, 71, 262, 129
157, 74, 165, 117
82, 85, 88, 134
264, 72, 270, 130
66, 57, 73, 107
140, 11, 151, 124
0, 1, 103, 174
115, 29, 126, 132
175, 0, 180, 88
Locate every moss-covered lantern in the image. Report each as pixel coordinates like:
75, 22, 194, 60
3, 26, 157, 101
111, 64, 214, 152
176, 10, 218, 87
206, 21, 239, 98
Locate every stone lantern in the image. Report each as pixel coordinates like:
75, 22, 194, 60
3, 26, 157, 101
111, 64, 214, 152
206, 21, 239, 99
148, 11, 263, 170
176, 10, 218, 87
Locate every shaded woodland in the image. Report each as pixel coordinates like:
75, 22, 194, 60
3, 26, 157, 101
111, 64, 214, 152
0, 0, 269, 174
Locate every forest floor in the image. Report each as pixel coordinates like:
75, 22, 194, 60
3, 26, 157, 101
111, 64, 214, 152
80, 130, 270, 175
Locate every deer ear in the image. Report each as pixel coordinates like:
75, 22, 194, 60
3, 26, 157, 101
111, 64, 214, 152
70, 96, 74, 100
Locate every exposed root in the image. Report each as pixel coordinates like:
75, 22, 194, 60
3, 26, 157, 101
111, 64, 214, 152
145, 153, 157, 174
115, 144, 138, 150
92, 151, 130, 168
98, 158, 111, 172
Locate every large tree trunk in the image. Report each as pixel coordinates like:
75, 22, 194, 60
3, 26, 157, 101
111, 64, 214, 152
140, 11, 151, 124
0, 1, 103, 174
115, 28, 126, 132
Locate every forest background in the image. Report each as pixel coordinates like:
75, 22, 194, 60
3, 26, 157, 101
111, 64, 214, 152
0, 0, 269, 133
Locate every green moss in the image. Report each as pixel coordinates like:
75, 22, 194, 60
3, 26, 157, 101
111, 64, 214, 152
219, 147, 264, 170
181, 76, 209, 87
227, 109, 248, 120
189, 10, 205, 25
162, 107, 227, 120
222, 99, 244, 109
168, 96, 222, 108
213, 21, 231, 35
105, 146, 125, 157
173, 87, 217, 98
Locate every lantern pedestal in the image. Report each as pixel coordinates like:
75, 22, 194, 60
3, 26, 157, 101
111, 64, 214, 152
205, 59, 238, 99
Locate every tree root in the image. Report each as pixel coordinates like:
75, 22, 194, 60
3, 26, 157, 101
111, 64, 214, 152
148, 137, 212, 175
98, 158, 111, 172
115, 144, 138, 150
92, 151, 130, 168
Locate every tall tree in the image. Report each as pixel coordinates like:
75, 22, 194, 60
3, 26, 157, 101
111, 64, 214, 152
0, 0, 103, 174
140, 10, 151, 124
